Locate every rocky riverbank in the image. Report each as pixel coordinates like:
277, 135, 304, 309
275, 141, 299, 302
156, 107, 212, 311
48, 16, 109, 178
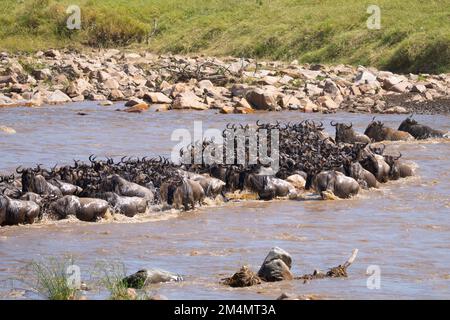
1, 49, 449, 114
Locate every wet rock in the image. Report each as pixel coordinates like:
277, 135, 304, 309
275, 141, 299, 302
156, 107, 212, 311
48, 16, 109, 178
123, 269, 183, 289
257, 247, 294, 282
286, 174, 306, 189
153, 104, 170, 112
124, 102, 149, 113
220, 105, 235, 114
99, 100, 113, 106
88, 93, 107, 101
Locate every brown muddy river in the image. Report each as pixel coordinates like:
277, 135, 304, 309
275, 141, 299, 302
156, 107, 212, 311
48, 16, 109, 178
0, 103, 449, 299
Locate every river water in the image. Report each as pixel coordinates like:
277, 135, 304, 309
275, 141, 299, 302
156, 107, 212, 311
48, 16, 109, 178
0, 103, 449, 299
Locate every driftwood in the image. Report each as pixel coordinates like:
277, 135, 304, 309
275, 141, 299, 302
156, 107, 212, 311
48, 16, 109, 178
222, 266, 262, 287
296, 249, 359, 282
156, 59, 239, 85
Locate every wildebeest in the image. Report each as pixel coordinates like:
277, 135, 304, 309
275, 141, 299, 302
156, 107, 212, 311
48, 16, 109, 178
383, 153, 413, 180
360, 152, 391, 183
105, 175, 154, 201
102, 192, 147, 217
187, 173, 226, 198
0, 195, 40, 226
244, 174, 297, 200
50, 195, 109, 222
398, 117, 448, 139
18, 167, 63, 197
161, 178, 205, 210
331, 121, 371, 144
343, 160, 378, 189
364, 120, 414, 142
313, 171, 360, 199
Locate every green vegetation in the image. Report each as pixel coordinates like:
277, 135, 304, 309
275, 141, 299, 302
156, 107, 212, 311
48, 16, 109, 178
23, 256, 79, 300
0, 0, 449, 73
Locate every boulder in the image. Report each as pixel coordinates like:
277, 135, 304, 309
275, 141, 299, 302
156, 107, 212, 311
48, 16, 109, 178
258, 247, 294, 282
103, 78, 120, 90
286, 174, 306, 189
45, 90, 72, 105
245, 88, 278, 111
125, 97, 145, 107
316, 95, 339, 110
66, 78, 92, 97
124, 102, 149, 113
354, 70, 378, 85
411, 84, 427, 93
32, 68, 52, 81
389, 81, 411, 93
144, 92, 172, 104
172, 91, 208, 110
109, 89, 125, 101
220, 106, 235, 114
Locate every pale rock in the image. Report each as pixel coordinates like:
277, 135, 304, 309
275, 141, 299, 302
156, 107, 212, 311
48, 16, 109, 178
103, 78, 120, 90
172, 91, 208, 110
125, 97, 145, 107
198, 80, 214, 90
390, 81, 411, 93
125, 102, 149, 113
245, 88, 278, 111
144, 92, 172, 104
354, 70, 378, 85
384, 106, 408, 114
411, 84, 427, 93
286, 174, 306, 189
45, 90, 72, 104
109, 89, 125, 101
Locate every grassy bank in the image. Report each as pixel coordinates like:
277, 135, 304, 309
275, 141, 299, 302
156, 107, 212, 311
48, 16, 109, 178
0, 0, 449, 73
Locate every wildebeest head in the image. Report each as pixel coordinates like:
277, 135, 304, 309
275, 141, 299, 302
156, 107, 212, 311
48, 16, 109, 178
398, 116, 417, 132
384, 152, 402, 180
331, 121, 354, 144
364, 120, 385, 142
17, 166, 39, 193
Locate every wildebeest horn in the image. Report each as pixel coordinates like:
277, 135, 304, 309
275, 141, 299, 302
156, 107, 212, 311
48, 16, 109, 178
16, 166, 24, 174
395, 152, 402, 160
330, 120, 337, 126
346, 122, 353, 129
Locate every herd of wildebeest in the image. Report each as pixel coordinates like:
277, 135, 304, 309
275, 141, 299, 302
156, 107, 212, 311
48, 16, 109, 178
0, 116, 448, 226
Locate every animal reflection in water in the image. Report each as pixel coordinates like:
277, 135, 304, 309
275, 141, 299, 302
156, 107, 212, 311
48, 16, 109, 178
1, 116, 446, 226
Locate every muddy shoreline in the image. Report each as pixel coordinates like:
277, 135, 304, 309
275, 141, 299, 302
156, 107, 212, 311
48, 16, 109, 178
1, 49, 449, 115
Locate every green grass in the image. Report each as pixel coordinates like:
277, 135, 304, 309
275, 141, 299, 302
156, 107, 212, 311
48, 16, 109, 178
22, 256, 79, 300
0, 0, 449, 73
